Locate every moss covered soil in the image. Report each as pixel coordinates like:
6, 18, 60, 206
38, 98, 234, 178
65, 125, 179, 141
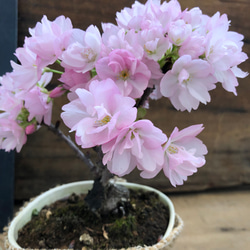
17, 188, 170, 250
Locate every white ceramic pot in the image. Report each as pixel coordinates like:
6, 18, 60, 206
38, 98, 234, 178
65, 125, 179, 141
4, 181, 183, 250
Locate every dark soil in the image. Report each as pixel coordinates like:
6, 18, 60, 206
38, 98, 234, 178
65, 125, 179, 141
17, 188, 170, 249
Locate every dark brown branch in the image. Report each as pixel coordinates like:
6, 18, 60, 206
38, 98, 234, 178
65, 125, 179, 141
45, 123, 96, 173
135, 87, 154, 109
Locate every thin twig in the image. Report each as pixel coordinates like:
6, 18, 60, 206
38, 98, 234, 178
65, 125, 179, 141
45, 123, 96, 172
135, 87, 154, 109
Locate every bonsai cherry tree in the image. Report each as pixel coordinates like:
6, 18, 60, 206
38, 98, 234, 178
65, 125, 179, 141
0, 0, 248, 214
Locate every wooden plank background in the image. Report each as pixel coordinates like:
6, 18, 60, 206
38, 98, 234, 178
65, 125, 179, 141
14, 0, 250, 200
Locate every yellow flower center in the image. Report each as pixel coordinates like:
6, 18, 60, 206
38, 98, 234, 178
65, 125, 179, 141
144, 45, 154, 55
119, 70, 130, 80
167, 145, 178, 154
81, 48, 96, 62
94, 115, 111, 127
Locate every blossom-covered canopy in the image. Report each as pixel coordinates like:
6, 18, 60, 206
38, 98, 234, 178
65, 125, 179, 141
0, 0, 248, 186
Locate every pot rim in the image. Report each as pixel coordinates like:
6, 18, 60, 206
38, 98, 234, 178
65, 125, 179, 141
7, 180, 176, 250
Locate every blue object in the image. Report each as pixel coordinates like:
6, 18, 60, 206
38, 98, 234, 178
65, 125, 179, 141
0, 0, 17, 232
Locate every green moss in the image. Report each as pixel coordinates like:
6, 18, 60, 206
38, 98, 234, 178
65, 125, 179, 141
108, 215, 136, 238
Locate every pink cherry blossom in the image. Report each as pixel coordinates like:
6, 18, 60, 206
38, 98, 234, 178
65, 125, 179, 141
0, 73, 15, 91
102, 119, 167, 177
26, 15, 73, 66
162, 124, 207, 187
61, 78, 137, 148
0, 85, 23, 121
205, 28, 247, 72
101, 23, 121, 52
205, 12, 229, 34
159, 0, 182, 26
0, 86, 27, 152
101, 25, 145, 61
213, 66, 248, 95
96, 49, 151, 98
168, 19, 192, 46
61, 25, 102, 73
115, 0, 149, 30
205, 21, 248, 95
181, 7, 204, 31
115, 0, 180, 33
59, 68, 91, 90
0, 113, 27, 152
10, 47, 43, 90
13, 72, 53, 125
178, 35, 205, 59
23, 86, 53, 125
160, 55, 216, 111
140, 28, 171, 61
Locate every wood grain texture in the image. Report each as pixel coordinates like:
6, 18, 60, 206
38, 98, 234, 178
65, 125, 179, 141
15, 0, 250, 200
170, 189, 250, 250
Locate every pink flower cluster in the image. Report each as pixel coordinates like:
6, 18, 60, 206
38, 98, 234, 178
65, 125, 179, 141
0, 0, 248, 186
